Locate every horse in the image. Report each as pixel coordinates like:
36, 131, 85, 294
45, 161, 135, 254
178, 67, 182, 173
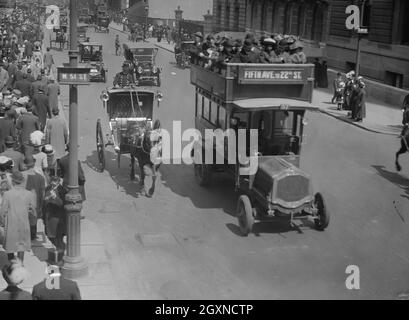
396, 124, 409, 172
129, 120, 162, 197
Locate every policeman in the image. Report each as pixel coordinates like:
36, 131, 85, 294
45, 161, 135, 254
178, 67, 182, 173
113, 61, 134, 88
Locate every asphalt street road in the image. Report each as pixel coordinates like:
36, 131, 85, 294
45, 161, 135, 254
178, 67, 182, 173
54, 27, 409, 299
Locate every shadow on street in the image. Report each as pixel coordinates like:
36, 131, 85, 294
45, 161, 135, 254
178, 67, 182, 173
372, 165, 409, 201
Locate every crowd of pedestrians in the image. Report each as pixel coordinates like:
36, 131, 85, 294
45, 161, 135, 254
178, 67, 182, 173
0, 5, 83, 300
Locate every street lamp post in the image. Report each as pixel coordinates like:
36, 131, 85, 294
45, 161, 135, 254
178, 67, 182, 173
355, 0, 367, 76
61, 0, 88, 279
145, 6, 148, 41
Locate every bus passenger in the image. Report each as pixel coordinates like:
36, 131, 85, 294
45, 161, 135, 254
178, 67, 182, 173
260, 38, 282, 63
289, 41, 307, 64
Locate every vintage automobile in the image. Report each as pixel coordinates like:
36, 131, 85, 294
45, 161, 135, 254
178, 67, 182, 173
77, 23, 89, 43
95, 16, 110, 33
97, 86, 164, 172
190, 63, 330, 235
123, 44, 161, 87
79, 42, 107, 82
175, 40, 194, 69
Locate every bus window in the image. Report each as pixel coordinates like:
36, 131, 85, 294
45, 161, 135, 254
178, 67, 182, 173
203, 97, 210, 121
273, 111, 294, 135
210, 102, 218, 125
196, 93, 202, 117
218, 106, 226, 129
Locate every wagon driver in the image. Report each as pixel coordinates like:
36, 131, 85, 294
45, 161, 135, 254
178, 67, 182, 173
113, 61, 134, 88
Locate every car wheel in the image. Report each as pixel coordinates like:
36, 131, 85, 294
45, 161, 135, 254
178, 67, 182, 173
314, 193, 329, 231
237, 195, 254, 236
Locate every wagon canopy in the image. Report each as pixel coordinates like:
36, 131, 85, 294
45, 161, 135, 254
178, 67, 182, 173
107, 89, 154, 120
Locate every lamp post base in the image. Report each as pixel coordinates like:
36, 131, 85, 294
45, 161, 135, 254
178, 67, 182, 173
61, 255, 89, 279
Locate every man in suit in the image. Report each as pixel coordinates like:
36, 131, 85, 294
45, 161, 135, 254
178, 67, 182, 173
43, 48, 54, 75
0, 63, 9, 92
45, 108, 68, 161
30, 74, 46, 99
32, 87, 51, 131
47, 78, 60, 111
16, 104, 40, 159
32, 267, 81, 300
0, 136, 25, 172
14, 73, 31, 97
0, 107, 15, 153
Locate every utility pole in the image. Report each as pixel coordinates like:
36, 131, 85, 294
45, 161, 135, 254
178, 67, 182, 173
61, 0, 88, 279
355, 0, 367, 76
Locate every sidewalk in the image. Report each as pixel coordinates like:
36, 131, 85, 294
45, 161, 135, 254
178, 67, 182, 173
0, 39, 119, 300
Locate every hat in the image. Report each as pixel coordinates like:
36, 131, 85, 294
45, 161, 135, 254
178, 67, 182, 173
11, 170, 24, 184
30, 130, 44, 147
43, 144, 54, 155
2, 260, 27, 286
12, 89, 22, 96
24, 155, 35, 168
222, 39, 233, 48
4, 136, 15, 146
206, 34, 214, 40
262, 37, 276, 45
0, 155, 12, 165
244, 38, 253, 47
52, 108, 59, 115
193, 31, 203, 38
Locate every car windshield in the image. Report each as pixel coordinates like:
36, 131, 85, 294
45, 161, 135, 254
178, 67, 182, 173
251, 110, 304, 156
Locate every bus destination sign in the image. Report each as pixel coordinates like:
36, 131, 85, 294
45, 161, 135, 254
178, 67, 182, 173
238, 68, 306, 84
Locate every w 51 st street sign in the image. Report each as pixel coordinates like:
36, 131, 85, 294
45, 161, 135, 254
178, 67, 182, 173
57, 66, 91, 85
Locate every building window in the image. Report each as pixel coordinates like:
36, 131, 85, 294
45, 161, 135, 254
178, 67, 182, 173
311, 4, 324, 42
251, 0, 258, 30
234, 1, 240, 31
217, 2, 222, 30
261, 1, 268, 31
284, 2, 292, 34
362, 0, 371, 28
401, 0, 409, 45
271, 2, 277, 32
385, 71, 404, 89
298, 4, 306, 38
226, 2, 230, 30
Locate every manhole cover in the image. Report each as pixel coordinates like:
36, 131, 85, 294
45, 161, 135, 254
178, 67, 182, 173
135, 233, 178, 247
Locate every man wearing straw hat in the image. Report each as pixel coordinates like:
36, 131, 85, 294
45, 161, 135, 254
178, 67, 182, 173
0, 170, 36, 263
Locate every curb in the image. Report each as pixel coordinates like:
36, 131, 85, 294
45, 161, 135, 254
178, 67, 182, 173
318, 109, 398, 136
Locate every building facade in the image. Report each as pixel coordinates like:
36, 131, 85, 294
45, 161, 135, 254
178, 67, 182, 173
326, 0, 409, 89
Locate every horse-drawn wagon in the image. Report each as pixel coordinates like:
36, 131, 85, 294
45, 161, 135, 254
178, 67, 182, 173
190, 63, 330, 235
97, 86, 164, 196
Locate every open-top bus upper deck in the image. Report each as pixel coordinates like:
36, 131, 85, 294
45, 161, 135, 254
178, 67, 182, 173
190, 63, 315, 108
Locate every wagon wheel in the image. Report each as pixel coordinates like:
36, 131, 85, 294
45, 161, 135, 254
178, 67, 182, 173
237, 195, 254, 237
96, 120, 105, 172
314, 193, 330, 231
